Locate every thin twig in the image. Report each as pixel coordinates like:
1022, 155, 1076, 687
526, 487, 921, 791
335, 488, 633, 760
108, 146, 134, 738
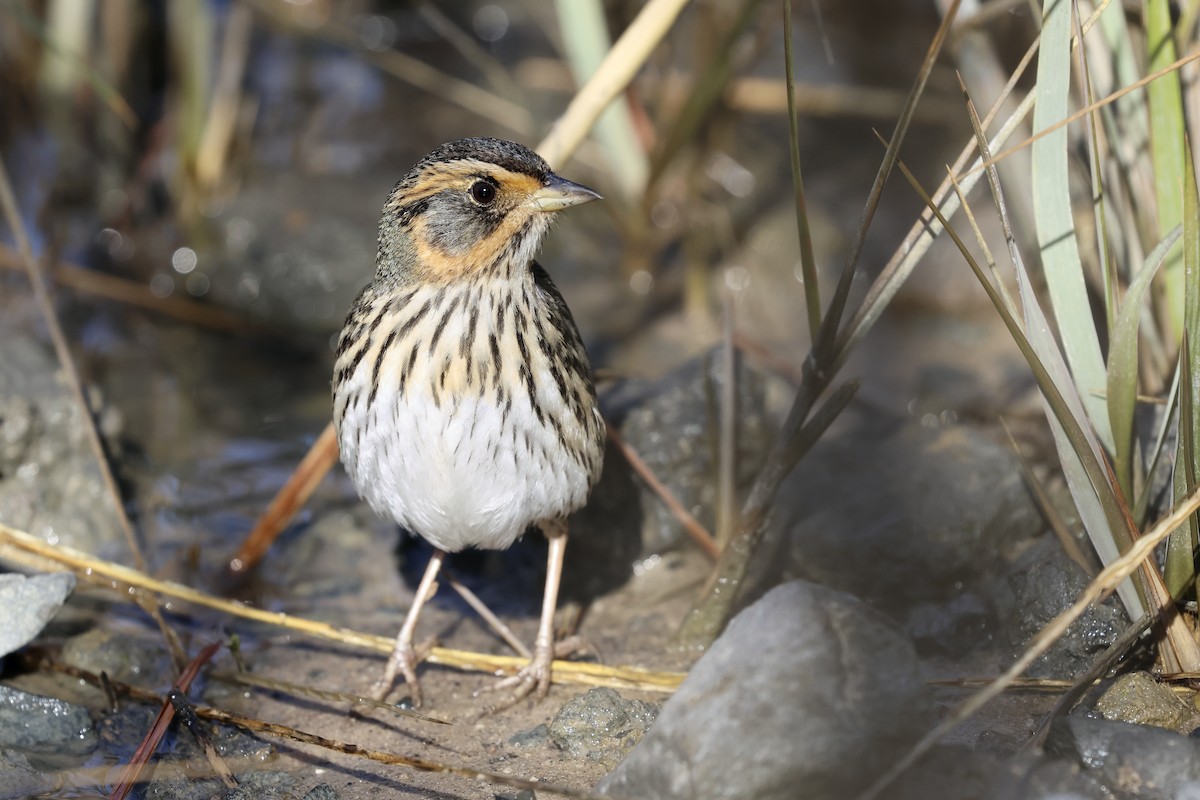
1022, 612, 1153, 751
967, 47, 1200, 179
109, 643, 221, 800
0, 522, 685, 693
999, 417, 1098, 576
38, 659, 606, 800
716, 290, 738, 548
606, 423, 721, 560
229, 423, 339, 572
443, 571, 532, 659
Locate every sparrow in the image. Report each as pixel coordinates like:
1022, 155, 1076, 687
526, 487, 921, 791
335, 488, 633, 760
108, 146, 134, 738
332, 137, 605, 707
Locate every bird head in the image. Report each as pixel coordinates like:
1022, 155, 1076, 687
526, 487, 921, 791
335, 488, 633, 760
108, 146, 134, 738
375, 138, 601, 283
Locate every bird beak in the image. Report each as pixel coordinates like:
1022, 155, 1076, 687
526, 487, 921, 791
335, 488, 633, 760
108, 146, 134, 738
529, 174, 602, 212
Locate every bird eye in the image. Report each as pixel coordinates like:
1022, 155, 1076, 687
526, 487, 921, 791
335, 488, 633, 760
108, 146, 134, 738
470, 181, 496, 205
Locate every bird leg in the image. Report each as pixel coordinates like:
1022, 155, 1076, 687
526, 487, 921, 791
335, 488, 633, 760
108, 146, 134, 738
478, 519, 569, 711
374, 548, 445, 707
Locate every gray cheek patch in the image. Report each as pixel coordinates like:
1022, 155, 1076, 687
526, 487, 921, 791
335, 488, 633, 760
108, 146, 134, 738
425, 191, 506, 256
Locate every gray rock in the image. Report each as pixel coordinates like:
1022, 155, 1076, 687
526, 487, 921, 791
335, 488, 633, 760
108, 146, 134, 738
599, 580, 932, 800
1176, 782, 1200, 800
875, 745, 1110, 800
905, 591, 994, 656
0, 685, 96, 756
61, 628, 172, 689
883, 744, 1001, 799
983, 752, 1113, 800
508, 723, 550, 748
548, 687, 658, 766
0, 335, 124, 556
145, 768, 295, 800
1094, 672, 1200, 735
302, 786, 339, 800
617, 348, 771, 554
0, 572, 76, 657
992, 537, 1127, 679
0, 749, 46, 799
768, 418, 1041, 609
1048, 714, 1200, 799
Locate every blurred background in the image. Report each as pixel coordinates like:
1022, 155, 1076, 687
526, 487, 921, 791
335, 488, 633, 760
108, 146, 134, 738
5, 1, 1141, 797
0, 0, 1013, 564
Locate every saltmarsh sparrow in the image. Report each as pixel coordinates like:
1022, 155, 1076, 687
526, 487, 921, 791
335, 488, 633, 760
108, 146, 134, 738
332, 138, 605, 707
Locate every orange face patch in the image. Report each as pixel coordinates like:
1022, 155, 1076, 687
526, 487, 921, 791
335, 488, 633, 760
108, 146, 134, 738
401, 163, 547, 282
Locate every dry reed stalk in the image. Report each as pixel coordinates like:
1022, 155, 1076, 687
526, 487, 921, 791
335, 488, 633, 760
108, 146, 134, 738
0, 522, 685, 693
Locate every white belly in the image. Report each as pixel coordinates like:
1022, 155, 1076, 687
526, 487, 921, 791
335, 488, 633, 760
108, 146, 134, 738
336, 387, 593, 552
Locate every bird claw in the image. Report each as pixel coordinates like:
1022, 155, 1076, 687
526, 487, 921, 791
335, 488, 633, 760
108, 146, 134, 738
374, 634, 437, 708
474, 645, 553, 715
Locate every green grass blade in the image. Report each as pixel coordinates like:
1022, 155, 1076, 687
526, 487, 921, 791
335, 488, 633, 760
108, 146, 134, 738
896, 156, 1145, 618
1185, 141, 1200, 362
1165, 141, 1200, 598
1033, 0, 1113, 452
1107, 226, 1182, 500
783, 0, 821, 340
1168, 338, 1199, 599
957, 63, 1146, 614
1097, 0, 1151, 161
1145, 0, 1187, 338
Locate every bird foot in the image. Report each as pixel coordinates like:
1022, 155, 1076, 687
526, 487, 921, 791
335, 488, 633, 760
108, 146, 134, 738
373, 634, 438, 708
472, 635, 598, 715
475, 643, 554, 715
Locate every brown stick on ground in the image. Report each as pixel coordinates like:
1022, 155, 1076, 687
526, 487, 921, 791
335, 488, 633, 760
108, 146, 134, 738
227, 421, 339, 573
108, 642, 223, 800
605, 422, 721, 560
